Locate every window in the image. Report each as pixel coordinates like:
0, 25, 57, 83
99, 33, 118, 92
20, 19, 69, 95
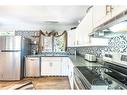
39, 31, 67, 52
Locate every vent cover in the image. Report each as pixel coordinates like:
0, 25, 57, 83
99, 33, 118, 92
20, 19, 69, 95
93, 9, 127, 32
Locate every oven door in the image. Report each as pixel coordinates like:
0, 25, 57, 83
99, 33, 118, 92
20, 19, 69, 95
73, 68, 90, 90
73, 73, 85, 90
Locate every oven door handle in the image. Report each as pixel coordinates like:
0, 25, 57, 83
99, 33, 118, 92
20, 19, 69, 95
73, 78, 80, 90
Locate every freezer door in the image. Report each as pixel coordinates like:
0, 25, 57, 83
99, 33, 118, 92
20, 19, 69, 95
0, 51, 21, 80
0, 37, 6, 50
0, 36, 21, 50
5, 36, 22, 50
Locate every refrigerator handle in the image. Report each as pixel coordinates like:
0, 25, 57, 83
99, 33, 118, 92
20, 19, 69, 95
1, 50, 21, 52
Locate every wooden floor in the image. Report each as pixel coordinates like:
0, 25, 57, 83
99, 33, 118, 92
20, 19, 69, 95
0, 77, 71, 90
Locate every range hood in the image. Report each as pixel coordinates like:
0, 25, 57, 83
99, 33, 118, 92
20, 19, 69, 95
90, 9, 127, 38
109, 20, 127, 32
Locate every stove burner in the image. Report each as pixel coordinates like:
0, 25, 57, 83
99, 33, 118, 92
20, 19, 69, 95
125, 83, 127, 86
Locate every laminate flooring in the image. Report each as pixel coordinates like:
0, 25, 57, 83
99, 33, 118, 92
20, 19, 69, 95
0, 77, 71, 90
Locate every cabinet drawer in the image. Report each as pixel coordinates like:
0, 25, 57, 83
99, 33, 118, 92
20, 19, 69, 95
41, 57, 62, 62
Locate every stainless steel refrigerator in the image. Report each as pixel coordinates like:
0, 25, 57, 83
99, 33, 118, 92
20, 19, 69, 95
0, 36, 31, 80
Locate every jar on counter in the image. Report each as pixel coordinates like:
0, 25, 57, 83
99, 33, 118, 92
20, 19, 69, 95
32, 49, 37, 55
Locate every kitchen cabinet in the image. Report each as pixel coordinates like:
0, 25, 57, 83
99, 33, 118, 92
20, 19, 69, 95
41, 57, 62, 76
75, 7, 93, 45
41, 57, 71, 76
93, 6, 127, 28
61, 57, 69, 76
67, 29, 76, 47
68, 58, 74, 89
71, 6, 127, 46
25, 57, 40, 77
41, 57, 74, 89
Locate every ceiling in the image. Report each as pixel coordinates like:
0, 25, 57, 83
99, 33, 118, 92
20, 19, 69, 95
0, 6, 90, 32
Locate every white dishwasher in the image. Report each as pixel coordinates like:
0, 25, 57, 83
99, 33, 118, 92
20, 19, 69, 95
25, 57, 41, 77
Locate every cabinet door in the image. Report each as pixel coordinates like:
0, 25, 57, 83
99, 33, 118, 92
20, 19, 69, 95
41, 61, 51, 76
61, 57, 69, 76
41, 57, 62, 76
41, 57, 51, 76
51, 62, 61, 76
68, 59, 74, 89
67, 30, 76, 47
75, 7, 93, 45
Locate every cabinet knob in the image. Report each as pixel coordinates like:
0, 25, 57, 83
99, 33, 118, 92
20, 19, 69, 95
49, 62, 52, 67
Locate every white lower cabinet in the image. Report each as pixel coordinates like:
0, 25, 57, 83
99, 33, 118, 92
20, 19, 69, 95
41, 57, 61, 76
68, 59, 74, 89
61, 57, 69, 76
41, 57, 74, 89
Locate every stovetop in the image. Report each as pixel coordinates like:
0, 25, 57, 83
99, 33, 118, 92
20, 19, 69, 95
76, 66, 106, 85
75, 64, 127, 89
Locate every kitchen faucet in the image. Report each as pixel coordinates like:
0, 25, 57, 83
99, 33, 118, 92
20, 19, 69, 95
74, 48, 77, 58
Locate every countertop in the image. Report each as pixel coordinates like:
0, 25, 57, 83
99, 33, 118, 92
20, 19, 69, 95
26, 54, 102, 67
25, 54, 68, 57
69, 55, 102, 67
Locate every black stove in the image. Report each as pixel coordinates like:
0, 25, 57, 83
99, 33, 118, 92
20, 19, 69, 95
74, 66, 108, 89
76, 66, 106, 85
74, 63, 127, 90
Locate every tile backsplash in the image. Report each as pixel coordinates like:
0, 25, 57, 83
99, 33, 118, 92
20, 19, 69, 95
67, 46, 107, 58
108, 34, 127, 53
15, 30, 40, 41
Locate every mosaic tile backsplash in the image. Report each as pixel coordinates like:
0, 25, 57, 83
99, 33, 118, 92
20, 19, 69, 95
67, 46, 107, 58
108, 34, 127, 53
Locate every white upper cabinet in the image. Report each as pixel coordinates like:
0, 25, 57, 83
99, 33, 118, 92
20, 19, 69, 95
67, 6, 127, 46
93, 6, 106, 28
75, 7, 93, 46
67, 29, 76, 47
93, 6, 127, 28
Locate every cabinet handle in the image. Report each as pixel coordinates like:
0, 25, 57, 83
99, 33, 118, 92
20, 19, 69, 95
49, 62, 52, 67
70, 72, 72, 77
77, 41, 79, 45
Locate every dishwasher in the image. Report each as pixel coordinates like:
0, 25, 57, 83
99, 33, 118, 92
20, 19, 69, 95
25, 57, 41, 77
